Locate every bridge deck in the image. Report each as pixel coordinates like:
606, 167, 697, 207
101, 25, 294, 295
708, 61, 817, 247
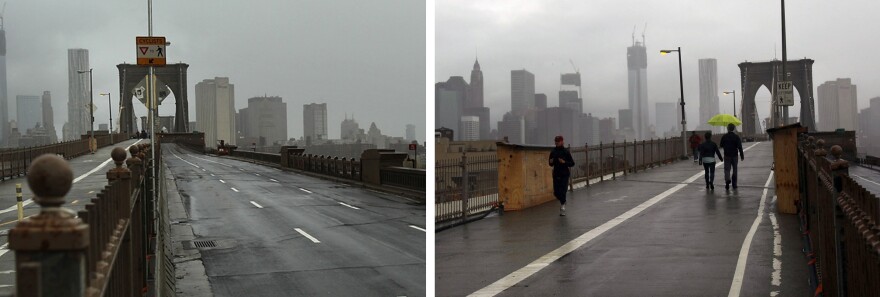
437, 141, 814, 296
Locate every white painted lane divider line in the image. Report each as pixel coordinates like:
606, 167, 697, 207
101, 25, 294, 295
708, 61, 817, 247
409, 225, 426, 232
299, 188, 312, 194
210, 174, 215, 177
189, 154, 234, 167
231, 188, 239, 192
219, 180, 226, 184
295, 228, 321, 243
338, 202, 360, 210
0, 243, 9, 259
852, 174, 880, 187
270, 179, 278, 182
255, 173, 261, 176
169, 149, 200, 169
727, 171, 775, 297
769, 197, 782, 293
469, 143, 757, 297
250, 201, 263, 208
0, 270, 14, 274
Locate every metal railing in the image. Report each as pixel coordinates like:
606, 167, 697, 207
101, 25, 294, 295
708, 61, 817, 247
434, 137, 684, 225
380, 166, 426, 192
0, 133, 131, 181
798, 136, 880, 296
9, 143, 156, 297
231, 150, 282, 165
288, 154, 362, 181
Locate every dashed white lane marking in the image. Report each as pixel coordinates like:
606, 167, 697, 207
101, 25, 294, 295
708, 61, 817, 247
71, 200, 79, 204
0, 243, 9, 259
270, 179, 278, 182
0, 270, 14, 274
219, 180, 226, 184
852, 174, 880, 186
231, 188, 239, 192
295, 228, 321, 243
255, 173, 261, 176
202, 168, 206, 172
470, 155, 712, 297
210, 174, 215, 177
409, 225, 426, 232
189, 154, 234, 167
299, 188, 312, 194
250, 201, 263, 208
338, 202, 360, 210
88, 190, 95, 194
727, 171, 775, 297
0, 285, 11, 288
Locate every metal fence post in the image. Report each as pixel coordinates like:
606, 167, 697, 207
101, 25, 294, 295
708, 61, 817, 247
611, 141, 616, 180
10, 154, 88, 297
598, 142, 604, 182
460, 153, 469, 223
585, 143, 590, 187
623, 139, 628, 176
828, 145, 850, 296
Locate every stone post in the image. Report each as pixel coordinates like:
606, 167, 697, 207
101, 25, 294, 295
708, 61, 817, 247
10, 154, 88, 297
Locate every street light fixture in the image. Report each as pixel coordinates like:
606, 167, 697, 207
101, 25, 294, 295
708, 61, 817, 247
100, 93, 113, 143
77, 68, 95, 153
660, 47, 688, 160
723, 90, 737, 117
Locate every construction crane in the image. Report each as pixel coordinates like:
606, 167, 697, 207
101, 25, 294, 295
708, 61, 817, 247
569, 59, 579, 74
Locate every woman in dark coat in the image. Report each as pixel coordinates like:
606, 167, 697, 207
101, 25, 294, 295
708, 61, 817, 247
697, 132, 723, 190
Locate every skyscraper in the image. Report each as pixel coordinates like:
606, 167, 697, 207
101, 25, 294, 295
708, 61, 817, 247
511, 69, 535, 116
66, 49, 90, 140
195, 77, 236, 147
497, 112, 525, 144
627, 38, 649, 140
303, 103, 328, 143
817, 78, 858, 131
406, 124, 416, 141
239, 96, 287, 146
698, 59, 720, 131
460, 116, 479, 141
42, 91, 57, 142
559, 72, 582, 113
341, 115, 364, 141
655, 102, 682, 138
467, 58, 483, 108
16, 95, 41, 132
0, 18, 8, 143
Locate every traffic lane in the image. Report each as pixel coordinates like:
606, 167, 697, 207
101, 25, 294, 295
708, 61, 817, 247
494, 143, 807, 296
164, 145, 425, 296
849, 166, 880, 196
435, 154, 730, 297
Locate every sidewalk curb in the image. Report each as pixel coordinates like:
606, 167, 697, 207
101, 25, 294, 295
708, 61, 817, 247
164, 162, 214, 297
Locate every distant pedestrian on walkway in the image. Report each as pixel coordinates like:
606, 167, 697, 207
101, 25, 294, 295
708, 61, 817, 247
549, 135, 575, 216
697, 132, 723, 190
720, 123, 745, 191
689, 131, 702, 164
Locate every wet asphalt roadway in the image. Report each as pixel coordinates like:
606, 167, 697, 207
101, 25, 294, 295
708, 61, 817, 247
163, 144, 426, 297
437, 141, 823, 297
0, 138, 145, 294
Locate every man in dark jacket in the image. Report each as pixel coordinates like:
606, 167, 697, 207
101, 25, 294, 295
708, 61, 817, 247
720, 123, 745, 190
549, 135, 575, 216
689, 131, 702, 164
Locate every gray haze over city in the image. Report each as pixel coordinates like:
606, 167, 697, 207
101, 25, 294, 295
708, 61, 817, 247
436, 0, 880, 139
5, 0, 425, 143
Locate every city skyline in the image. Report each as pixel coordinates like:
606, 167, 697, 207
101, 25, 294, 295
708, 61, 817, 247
4, 0, 425, 144
436, 0, 880, 134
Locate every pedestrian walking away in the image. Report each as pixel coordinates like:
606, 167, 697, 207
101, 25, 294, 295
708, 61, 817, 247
720, 123, 745, 191
549, 135, 575, 216
689, 131, 702, 164
697, 131, 723, 190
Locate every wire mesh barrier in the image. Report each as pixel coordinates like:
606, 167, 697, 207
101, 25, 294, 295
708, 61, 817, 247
797, 136, 880, 296
435, 138, 684, 226
9, 143, 157, 297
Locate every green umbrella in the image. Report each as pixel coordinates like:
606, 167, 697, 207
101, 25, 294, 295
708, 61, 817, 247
707, 114, 742, 127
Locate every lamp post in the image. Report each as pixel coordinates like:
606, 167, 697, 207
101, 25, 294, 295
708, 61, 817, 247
723, 90, 737, 117
660, 47, 688, 160
100, 93, 113, 143
77, 69, 95, 153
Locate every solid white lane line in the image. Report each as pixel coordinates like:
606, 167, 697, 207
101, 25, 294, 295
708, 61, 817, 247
231, 188, 239, 192
0, 270, 14, 274
727, 171, 775, 297
299, 188, 312, 194
769, 199, 782, 291
169, 149, 200, 169
250, 201, 263, 208
409, 225, 426, 232
189, 154, 234, 167
72, 139, 143, 184
219, 180, 226, 184
295, 228, 321, 243
339, 202, 360, 210
470, 162, 709, 297
852, 174, 880, 186
270, 179, 278, 182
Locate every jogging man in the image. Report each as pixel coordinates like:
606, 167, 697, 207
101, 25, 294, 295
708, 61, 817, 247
549, 135, 575, 216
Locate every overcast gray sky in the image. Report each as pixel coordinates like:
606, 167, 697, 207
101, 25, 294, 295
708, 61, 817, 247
6, 0, 425, 142
436, 0, 879, 131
